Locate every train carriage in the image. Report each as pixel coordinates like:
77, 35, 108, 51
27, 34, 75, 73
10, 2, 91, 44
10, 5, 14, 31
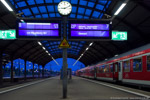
76, 44, 150, 87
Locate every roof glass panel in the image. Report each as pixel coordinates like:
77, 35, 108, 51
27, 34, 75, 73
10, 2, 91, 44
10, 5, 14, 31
92, 11, 100, 18
47, 6, 54, 12
96, 4, 104, 10
84, 16, 89, 19
72, 6, 77, 13
17, 1, 27, 7
56, 13, 61, 17
27, 0, 35, 5
35, 0, 44, 4
49, 13, 55, 17
78, 7, 85, 14
54, 0, 61, 3
35, 15, 41, 18
22, 9, 32, 16
88, 2, 95, 8
98, 1, 107, 5
45, 0, 53, 3
38, 6, 47, 13
42, 14, 48, 18
85, 9, 92, 16
31, 7, 39, 14
71, 0, 78, 4
79, 0, 87, 6
70, 14, 76, 18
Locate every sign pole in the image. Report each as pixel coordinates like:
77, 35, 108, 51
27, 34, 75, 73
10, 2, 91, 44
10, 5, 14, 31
62, 16, 68, 98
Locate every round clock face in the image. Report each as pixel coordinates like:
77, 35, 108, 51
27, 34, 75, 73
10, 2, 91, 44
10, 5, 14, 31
58, 1, 72, 16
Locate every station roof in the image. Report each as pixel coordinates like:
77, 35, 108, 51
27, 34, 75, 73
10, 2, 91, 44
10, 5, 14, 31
0, 0, 150, 66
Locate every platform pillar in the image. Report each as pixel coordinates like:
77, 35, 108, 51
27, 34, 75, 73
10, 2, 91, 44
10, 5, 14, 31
62, 16, 68, 99
0, 51, 3, 86
24, 60, 26, 81
33, 63, 34, 79
42, 66, 44, 78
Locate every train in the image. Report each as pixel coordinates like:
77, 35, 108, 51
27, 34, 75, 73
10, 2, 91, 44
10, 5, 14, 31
76, 43, 150, 87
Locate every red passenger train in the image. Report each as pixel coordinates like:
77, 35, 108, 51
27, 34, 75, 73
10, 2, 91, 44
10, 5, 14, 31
76, 44, 150, 87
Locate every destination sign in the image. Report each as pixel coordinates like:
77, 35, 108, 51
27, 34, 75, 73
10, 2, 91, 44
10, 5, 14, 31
19, 23, 59, 29
71, 31, 109, 37
70, 23, 111, 40
71, 24, 109, 30
19, 30, 59, 36
17, 22, 60, 39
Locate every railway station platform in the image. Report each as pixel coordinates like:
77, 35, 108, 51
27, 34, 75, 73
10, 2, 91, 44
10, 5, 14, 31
0, 76, 149, 100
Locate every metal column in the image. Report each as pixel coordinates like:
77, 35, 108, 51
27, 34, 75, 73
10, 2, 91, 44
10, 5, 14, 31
11, 57, 14, 82
33, 63, 34, 79
0, 51, 3, 86
62, 16, 68, 98
42, 66, 44, 78
24, 60, 26, 81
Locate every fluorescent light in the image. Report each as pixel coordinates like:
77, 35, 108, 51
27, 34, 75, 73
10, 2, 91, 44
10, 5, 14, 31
46, 51, 48, 53
89, 42, 93, 46
86, 48, 89, 51
114, 3, 126, 15
38, 42, 42, 45
48, 53, 50, 56
42, 47, 45, 50
115, 54, 118, 57
1, 0, 13, 11
21, 20, 24, 23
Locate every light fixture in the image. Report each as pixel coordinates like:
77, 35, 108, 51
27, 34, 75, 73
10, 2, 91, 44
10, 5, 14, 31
115, 54, 118, 57
114, 3, 126, 15
20, 20, 24, 23
42, 47, 46, 50
89, 42, 93, 46
105, 59, 108, 60
38, 42, 42, 45
1, 0, 13, 11
46, 51, 48, 53
86, 48, 89, 51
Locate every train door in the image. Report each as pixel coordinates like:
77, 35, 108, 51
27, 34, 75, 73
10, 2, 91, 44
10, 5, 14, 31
118, 62, 123, 81
94, 67, 97, 79
113, 62, 119, 81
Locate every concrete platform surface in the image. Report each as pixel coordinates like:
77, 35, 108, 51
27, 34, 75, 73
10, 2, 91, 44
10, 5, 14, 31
0, 76, 149, 100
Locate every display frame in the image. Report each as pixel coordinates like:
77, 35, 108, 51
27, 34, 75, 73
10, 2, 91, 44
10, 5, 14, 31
68, 20, 112, 41
16, 19, 61, 40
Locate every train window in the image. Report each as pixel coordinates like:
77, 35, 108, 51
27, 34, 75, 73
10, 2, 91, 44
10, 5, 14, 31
102, 65, 105, 73
124, 60, 130, 72
147, 55, 150, 71
115, 64, 118, 72
110, 64, 113, 72
133, 57, 142, 72
105, 65, 109, 73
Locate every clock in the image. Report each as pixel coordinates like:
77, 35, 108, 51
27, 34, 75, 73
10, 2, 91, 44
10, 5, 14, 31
58, 1, 72, 16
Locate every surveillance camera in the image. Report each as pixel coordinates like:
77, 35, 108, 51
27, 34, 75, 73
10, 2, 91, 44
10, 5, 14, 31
16, 12, 24, 17
104, 14, 111, 18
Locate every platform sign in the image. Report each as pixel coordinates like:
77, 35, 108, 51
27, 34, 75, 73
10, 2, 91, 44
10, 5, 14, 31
17, 22, 60, 39
69, 22, 111, 40
112, 31, 127, 40
59, 38, 71, 48
0, 30, 16, 39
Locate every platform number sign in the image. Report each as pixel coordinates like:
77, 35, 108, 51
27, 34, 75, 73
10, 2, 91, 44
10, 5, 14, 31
112, 31, 127, 40
0, 30, 16, 39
